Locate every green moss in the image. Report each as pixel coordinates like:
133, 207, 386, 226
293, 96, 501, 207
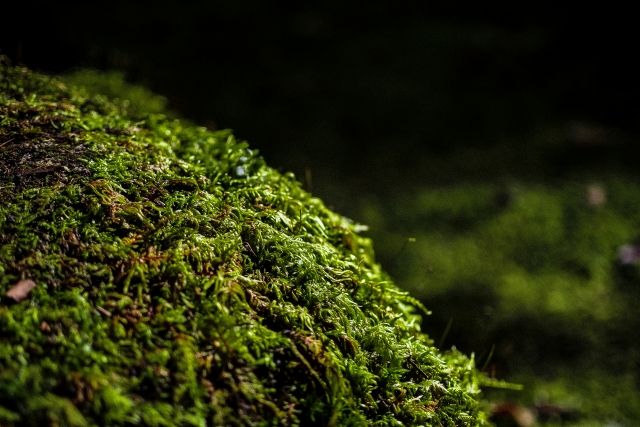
360, 180, 640, 425
60, 70, 171, 119
0, 63, 487, 426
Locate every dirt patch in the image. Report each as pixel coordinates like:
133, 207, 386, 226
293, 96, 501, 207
0, 108, 93, 191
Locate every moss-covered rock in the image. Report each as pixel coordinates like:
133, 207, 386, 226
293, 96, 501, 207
0, 63, 487, 426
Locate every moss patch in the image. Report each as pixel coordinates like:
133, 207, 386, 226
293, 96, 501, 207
0, 63, 486, 426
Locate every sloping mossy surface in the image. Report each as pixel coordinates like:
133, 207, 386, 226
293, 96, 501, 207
0, 64, 486, 426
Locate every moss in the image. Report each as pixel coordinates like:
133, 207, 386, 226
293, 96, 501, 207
60, 70, 172, 119
360, 180, 640, 425
0, 62, 487, 426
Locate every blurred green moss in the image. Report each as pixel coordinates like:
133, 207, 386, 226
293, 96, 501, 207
60, 69, 172, 118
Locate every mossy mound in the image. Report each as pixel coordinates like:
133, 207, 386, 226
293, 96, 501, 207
0, 63, 486, 426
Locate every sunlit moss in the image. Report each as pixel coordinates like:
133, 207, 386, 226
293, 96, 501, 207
0, 63, 487, 426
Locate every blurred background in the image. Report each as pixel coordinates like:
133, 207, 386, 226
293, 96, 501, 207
3, 2, 640, 425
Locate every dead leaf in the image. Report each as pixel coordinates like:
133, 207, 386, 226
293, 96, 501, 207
6, 279, 36, 302
492, 402, 536, 427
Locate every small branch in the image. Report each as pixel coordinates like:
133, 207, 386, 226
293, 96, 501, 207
96, 306, 112, 317
0, 138, 15, 148
408, 357, 430, 380
16, 165, 62, 176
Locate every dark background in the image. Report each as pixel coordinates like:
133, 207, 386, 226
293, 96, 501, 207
2, 2, 639, 213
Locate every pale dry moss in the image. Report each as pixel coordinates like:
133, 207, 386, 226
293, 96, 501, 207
0, 63, 486, 426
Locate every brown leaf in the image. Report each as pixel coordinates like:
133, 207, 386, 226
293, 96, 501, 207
40, 321, 51, 332
6, 279, 36, 302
